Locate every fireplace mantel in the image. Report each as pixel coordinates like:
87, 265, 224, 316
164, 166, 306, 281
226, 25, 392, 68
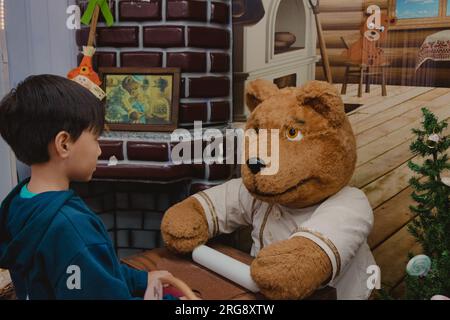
96, 125, 238, 190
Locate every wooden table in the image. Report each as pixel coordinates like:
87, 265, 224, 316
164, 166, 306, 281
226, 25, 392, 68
122, 243, 336, 300
416, 30, 450, 70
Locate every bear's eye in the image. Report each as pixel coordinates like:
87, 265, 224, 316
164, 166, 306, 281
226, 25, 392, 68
286, 128, 303, 141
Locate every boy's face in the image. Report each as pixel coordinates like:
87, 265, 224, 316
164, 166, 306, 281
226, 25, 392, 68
66, 130, 102, 182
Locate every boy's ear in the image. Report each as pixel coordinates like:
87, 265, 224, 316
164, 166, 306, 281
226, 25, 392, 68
297, 81, 346, 128
53, 131, 72, 159
245, 79, 279, 113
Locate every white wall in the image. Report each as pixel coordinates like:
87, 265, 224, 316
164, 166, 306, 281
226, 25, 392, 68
4, 0, 77, 181
0, 143, 16, 200
0, 0, 16, 199
5, 0, 77, 87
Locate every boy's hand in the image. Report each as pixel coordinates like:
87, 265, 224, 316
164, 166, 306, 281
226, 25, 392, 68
144, 271, 172, 300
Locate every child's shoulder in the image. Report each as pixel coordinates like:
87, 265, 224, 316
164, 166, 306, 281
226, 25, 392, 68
46, 196, 110, 247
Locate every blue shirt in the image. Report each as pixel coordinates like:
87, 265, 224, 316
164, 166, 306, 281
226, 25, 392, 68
20, 184, 36, 199
0, 179, 148, 300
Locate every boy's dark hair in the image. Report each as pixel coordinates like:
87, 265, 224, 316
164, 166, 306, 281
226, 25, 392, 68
0, 74, 105, 165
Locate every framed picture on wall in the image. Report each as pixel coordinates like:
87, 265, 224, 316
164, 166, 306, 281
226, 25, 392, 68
99, 67, 181, 132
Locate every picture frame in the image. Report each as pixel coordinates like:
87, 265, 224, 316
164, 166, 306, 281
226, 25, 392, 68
99, 67, 181, 132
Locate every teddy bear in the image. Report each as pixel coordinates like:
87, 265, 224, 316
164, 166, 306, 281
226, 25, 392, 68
346, 13, 393, 66
161, 80, 376, 300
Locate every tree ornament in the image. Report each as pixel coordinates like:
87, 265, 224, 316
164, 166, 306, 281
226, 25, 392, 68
427, 133, 441, 149
431, 295, 450, 300
406, 255, 431, 277
442, 170, 450, 187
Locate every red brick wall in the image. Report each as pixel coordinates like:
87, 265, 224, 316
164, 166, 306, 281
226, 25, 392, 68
71, 180, 191, 258
76, 0, 233, 127
73, 1, 236, 257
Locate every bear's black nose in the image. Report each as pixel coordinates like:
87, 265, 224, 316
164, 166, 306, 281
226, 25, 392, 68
247, 158, 266, 174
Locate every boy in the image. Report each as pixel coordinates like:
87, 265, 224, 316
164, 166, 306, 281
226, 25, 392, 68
0, 75, 170, 299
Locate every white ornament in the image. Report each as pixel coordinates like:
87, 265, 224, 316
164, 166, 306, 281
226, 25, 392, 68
108, 156, 118, 167
442, 177, 450, 187
428, 134, 441, 143
431, 295, 450, 300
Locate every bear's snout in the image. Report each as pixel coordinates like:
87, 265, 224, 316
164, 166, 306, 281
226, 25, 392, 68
246, 158, 266, 175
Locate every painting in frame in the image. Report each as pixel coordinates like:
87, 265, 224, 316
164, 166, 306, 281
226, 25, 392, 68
99, 67, 180, 132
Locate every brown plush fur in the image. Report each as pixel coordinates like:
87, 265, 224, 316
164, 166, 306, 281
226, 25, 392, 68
161, 80, 356, 299
161, 197, 209, 254
242, 81, 356, 208
250, 237, 332, 300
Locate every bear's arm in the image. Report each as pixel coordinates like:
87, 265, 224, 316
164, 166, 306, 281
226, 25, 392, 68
192, 178, 255, 238
291, 186, 373, 283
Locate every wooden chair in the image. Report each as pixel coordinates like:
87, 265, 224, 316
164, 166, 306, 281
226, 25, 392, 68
340, 37, 388, 98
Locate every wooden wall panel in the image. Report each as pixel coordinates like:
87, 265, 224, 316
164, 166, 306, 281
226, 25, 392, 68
317, 63, 447, 86
316, 1, 450, 87
320, 0, 388, 13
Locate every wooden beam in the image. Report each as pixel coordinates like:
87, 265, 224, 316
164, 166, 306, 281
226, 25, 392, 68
319, 0, 389, 13
323, 28, 444, 49
320, 10, 388, 30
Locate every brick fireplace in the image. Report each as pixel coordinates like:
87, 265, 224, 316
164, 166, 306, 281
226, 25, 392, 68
74, 0, 235, 258
76, 0, 233, 128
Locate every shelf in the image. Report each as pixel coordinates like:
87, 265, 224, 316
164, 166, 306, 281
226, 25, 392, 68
274, 46, 305, 55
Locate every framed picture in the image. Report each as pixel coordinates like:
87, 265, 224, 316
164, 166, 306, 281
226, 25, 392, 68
99, 67, 181, 132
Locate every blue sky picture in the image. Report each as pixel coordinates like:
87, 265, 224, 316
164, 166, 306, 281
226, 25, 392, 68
396, 0, 440, 19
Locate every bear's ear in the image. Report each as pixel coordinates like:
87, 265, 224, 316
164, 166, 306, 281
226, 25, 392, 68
297, 81, 346, 128
245, 79, 280, 113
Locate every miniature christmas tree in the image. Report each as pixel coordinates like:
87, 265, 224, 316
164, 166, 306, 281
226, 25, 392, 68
405, 108, 450, 299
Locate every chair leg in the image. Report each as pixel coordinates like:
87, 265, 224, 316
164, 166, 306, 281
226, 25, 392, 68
358, 67, 364, 98
365, 67, 370, 93
381, 66, 387, 96
341, 66, 349, 95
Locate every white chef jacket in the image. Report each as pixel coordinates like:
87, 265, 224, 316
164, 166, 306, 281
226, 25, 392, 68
193, 178, 376, 300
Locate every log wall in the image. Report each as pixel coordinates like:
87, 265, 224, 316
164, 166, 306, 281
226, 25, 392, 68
316, 0, 450, 87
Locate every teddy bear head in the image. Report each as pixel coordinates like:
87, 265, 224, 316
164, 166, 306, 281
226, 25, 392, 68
362, 13, 394, 43
241, 80, 356, 208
